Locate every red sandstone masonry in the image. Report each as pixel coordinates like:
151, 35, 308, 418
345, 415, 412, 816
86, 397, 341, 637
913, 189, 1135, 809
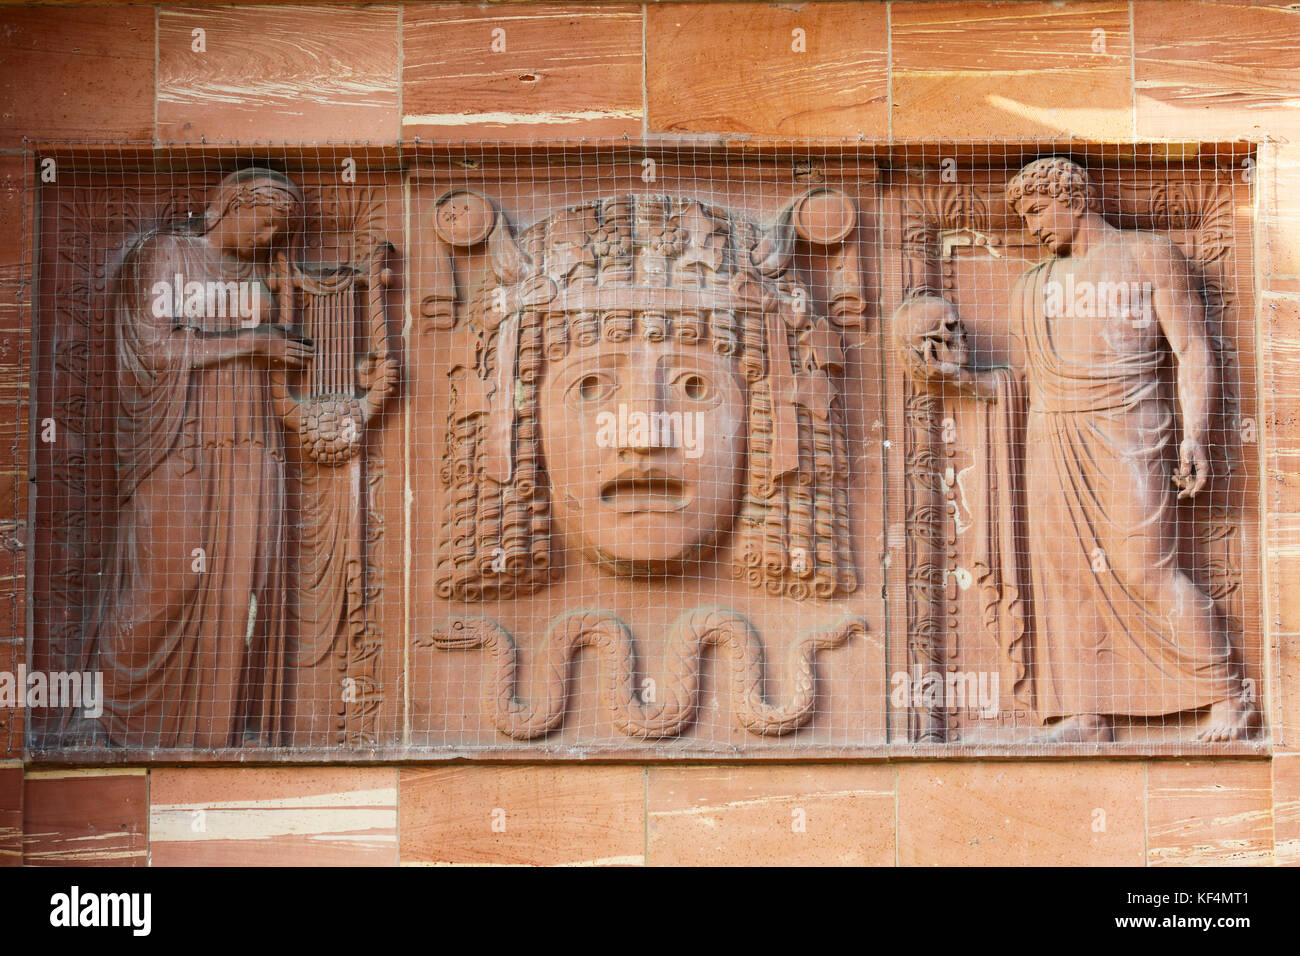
150, 768, 398, 866
646, 2, 889, 136
400, 766, 645, 865
403, 3, 643, 140
157, 6, 402, 143
897, 762, 1147, 866
0, 0, 1295, 865
1146, 760, 1274, 865
892, 1, 1134, 140
648, 765, 895, 865
0, 6, 154, 149
22, 770, 147, 866
0, 764, 19, 867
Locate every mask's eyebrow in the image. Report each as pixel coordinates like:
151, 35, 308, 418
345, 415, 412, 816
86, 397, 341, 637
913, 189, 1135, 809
549, 346, 624, 384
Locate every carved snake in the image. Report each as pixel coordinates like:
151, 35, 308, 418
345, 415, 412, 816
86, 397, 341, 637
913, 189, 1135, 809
421, 607, 865, 739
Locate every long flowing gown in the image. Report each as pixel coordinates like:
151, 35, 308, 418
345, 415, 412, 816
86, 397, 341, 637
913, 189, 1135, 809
92, 230, 289, 748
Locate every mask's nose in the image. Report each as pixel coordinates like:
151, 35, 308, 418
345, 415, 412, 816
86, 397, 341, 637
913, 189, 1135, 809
619, 358, 673, 452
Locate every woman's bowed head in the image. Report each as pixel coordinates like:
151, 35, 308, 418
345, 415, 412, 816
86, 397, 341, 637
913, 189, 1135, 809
203, 167, 303, 262
190, 168, 313, 372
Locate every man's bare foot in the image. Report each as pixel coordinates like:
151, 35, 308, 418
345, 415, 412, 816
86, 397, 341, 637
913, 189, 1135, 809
1038, 714, 1115, 743
1196, 695, 1259, 742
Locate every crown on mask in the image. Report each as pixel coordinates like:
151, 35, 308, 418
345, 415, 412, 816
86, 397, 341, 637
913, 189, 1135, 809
466, 195, 813, 339
427, 188, 864, 333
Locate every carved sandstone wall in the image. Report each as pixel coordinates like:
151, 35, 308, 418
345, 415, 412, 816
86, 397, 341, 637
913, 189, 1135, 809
1, 1, 1298, 866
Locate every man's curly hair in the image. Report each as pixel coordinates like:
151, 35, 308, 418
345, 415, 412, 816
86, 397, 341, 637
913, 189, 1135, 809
1005, 157, 1102, 216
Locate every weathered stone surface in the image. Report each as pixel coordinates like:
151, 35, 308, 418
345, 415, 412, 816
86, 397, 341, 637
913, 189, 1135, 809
1135, 1, 1300, 141
22, 770, 147, 866
14, 151, 1262, 757
0, 0, 1293, 870
1275, 753, 1300, 866
648, 765, 895, 865
897, 762, 1146, 866
1261, 146, 1300, 282
1146, 760, 1273, 866
150, 768, 398, 866
0, 7, 154, 147
403, 4, 642, 140
400, 766, 644, 865
158, 6, 401, 142
0, 763, 19, 866
891, 2, 1133, 140
646, 2, 888, 136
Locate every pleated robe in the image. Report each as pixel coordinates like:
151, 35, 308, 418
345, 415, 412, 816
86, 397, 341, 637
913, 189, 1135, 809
1013, 259, 1232, 721
92, 231, 290, 749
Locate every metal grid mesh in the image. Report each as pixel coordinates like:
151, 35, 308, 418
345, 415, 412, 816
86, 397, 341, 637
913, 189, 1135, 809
14, 139, 1270, 759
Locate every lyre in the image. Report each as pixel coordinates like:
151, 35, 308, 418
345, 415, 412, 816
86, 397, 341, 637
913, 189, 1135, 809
267, 243, 397, 747
270, 245, 396, 464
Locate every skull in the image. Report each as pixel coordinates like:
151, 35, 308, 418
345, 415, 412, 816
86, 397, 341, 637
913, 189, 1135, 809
892, 295, 971, 375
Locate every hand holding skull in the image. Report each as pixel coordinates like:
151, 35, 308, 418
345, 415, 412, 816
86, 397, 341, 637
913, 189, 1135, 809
892, 295, 973, 385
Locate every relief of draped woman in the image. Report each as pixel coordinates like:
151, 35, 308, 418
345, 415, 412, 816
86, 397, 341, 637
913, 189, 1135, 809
85, 168, 314, 748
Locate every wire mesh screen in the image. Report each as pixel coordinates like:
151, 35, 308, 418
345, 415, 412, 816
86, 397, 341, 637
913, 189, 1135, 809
22, 141, 1267, 758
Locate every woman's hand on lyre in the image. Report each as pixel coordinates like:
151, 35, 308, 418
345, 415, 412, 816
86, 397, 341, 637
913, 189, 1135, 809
248, 325, 314, 371
354, 353, 398, 424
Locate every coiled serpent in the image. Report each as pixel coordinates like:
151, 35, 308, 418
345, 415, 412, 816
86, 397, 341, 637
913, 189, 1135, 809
419, 606, 865, 739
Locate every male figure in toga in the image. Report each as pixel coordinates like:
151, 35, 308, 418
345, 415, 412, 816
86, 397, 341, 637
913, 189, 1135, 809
904, 157, 1257, 742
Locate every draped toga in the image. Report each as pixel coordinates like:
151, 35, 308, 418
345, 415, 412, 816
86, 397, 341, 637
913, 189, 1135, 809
1013, 258, 1232, 721
92, 230, 289, 748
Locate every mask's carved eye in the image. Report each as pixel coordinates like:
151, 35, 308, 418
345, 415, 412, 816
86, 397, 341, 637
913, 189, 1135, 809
671, 370, 714, 402
569, 371, 616, 403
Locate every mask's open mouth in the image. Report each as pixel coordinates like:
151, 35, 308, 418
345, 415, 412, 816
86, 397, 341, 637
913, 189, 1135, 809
599, 475, 689, 513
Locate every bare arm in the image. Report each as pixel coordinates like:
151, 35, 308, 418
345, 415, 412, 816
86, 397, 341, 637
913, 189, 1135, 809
913, 360, 1003, 401
177, 326, 259, 368
125, 237, 309, 372
952, 365, 1004, 401
173, 325, 313, 371
1146, 237, 1214, 497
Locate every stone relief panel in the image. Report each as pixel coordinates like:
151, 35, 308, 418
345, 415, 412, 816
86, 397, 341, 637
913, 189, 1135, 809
24, 146, 1265, 757
407, 153, 886, 754
883, 155, 1263, 748
31, 163, 405, 751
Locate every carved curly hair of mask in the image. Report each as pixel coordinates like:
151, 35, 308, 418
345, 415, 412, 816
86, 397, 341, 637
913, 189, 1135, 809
732, 368, 857, 600
433, 304, 554, 603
